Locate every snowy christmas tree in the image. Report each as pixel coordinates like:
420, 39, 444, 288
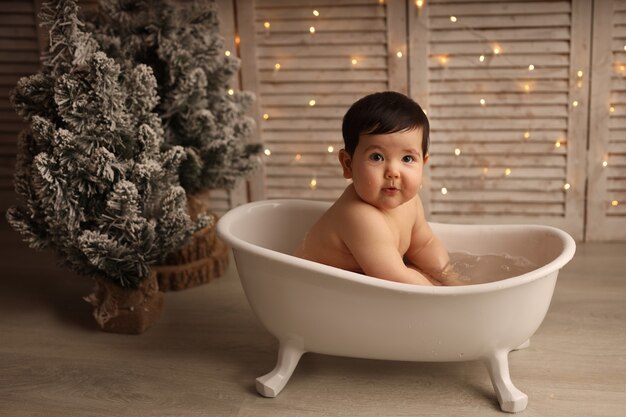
7, 0, 197, 290
91, 0, 261, 195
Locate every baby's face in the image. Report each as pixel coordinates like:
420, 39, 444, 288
340, 129, 428, 210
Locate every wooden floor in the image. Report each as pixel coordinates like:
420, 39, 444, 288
1, 221, 625, 417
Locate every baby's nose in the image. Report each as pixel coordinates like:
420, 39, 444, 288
385, 166, 400, 179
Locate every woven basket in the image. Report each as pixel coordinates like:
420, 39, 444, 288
154, 190, 229, 291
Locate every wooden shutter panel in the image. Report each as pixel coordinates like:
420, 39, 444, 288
421, 0, 588, 240
249, 0, 405, 202
0, 2, 41, 212
587, 0, 626, 240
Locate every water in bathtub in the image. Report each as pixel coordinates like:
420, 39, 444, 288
445, 252, 539, 285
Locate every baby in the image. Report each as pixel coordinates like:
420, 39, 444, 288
294, 91, 454, 286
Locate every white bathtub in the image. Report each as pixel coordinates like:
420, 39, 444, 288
217, 199, 576, 413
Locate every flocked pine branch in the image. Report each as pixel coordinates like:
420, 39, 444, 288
90, 0, 262, 195
6, 0, 198, 288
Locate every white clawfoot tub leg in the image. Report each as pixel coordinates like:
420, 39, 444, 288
483, 350, 528, 413
256, 342, 305, 397
512, 339, 530, 351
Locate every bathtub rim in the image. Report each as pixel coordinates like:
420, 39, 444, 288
217, 199, 576, 296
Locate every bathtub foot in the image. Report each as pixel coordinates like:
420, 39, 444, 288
483, 350, 528, 413
256, 343, 305, 398
512, 339, 530, 351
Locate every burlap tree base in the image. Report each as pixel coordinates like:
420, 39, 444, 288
84, 271, 164, 334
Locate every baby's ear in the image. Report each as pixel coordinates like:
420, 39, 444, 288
338, 149, 353, 179
423, 152, 430, 165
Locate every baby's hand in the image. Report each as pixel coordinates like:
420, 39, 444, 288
437, 263, 469, 286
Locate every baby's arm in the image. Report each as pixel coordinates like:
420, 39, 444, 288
340, 204, 435, 286
404, 199, 452, 283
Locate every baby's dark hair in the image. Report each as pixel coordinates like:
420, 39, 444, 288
341, 91, 429, 157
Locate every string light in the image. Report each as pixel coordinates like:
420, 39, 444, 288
396, 51, 403, 58
274, 63, 281, 71
309, 99, 316, 106
263, 113, 269, 120
450, 16, 457, 23
295, 153, 302, 161
313, 9, 320, 16
493, 45, 501, 55
416, 0, 424, 7
351, 58, 358, 65
264, 21, 270, 29
309, 26, 316, 34
572, 100, 579, 107
563, 183, 571, 191
224, 50, 231, 57
310, 178, 318, 189
524, 83, 531, 92
441, 187, 448, 195
327, 145, 334, 153
235, 35, 240, 45
555, 140, 561, 148
479, 55, 485, 63
528, 64, 534, 71
504, 168, 512, 176
524, 131, 530, 140
610, 106, 615, 113
437, 55, 449, 65
264, 148, 271, 156
611, 200, 619, 207
482, 167, 489, 175
602, 160, 608, 167
454, 148, 461, 156
577, 70, 583, 78
227, 89, 234, 95
480, 98, 486, 106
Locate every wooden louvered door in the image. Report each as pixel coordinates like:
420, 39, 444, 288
587, 0, 626, 240
414, 0, 589, 241
240, 0, 409, 202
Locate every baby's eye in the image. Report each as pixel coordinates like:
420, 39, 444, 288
402, 155, 415, 163
369, 153, 384, 162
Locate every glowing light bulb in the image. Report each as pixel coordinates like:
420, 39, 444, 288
504, 168, 512, 176
264, 21, 270, 29
235, 35, 240, 45
274, 63, 281, 70
611, 200, 619, 207
479, 55, 485, 63
309, 26, 316, 34
438, 55, 449, 65
555, 140, 561, 148
602, 160, 608, 167
264, 148, 271, 156
524, 131, 530, 140
482, 167, 489, 175
416, 0, 424, 7
454, 148, 461, 156
263, 113, 269, 120
572, 100, 579, 107
479, 98, 486, 106
309, 99, 316, 106
577, 70, 583, 78
313, 9, 319, 16
493, 46, 501, 55
327, 145, 334, 153
524, 84, 531, 92
450, 16, 457, 23
396, 51, 403, 58
610, 106, 615, 113
441, 187, 448, 195
564, 183, 571, 191
351, 58, 358, 65
228, 89, 234, 95
295, 153, 302, 161
310, 178, 318, 189
528, 64, 534, 71
224, 50, 231, 57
